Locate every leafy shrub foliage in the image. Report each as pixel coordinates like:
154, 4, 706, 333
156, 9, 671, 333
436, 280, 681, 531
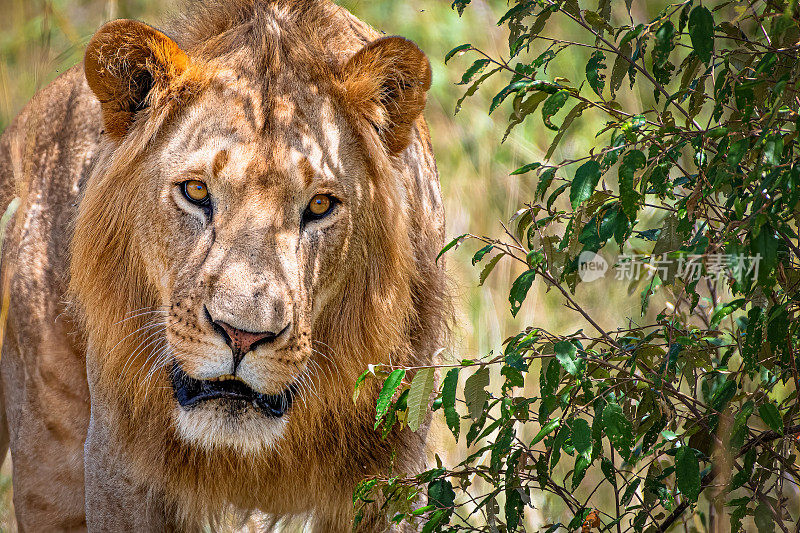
355, 0, 800, 531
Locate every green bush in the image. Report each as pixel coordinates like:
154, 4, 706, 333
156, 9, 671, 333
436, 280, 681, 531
356, 1, 800, 531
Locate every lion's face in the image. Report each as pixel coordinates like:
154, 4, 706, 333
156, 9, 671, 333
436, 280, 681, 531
76, 19, 430, 454
132, 74, 371, 450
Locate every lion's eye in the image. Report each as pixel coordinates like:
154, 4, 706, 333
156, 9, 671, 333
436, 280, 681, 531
181, 180, 210, 206
305, 194, 336, 219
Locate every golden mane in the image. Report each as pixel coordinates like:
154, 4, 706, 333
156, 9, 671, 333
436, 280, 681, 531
68, 0, 446, 524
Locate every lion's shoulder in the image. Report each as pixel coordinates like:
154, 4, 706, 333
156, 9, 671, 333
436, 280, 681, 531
0, 66, 100, 206
0, 66, 101, 343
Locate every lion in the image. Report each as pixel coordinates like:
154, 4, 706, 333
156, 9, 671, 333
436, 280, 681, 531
0, 0, 446, 530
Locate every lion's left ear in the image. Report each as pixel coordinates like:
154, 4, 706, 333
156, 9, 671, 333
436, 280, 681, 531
340, 36, 432, 155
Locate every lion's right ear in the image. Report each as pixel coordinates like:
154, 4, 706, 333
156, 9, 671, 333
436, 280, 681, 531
84, 19, 190, 139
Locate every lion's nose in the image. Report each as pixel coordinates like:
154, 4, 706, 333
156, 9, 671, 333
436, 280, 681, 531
211, 319, 291, 373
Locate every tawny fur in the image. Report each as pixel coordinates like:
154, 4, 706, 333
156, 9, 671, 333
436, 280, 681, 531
0, 0, 446, 530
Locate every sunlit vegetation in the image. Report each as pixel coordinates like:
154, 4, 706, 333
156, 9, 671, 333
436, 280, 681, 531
358, 1, 800, 532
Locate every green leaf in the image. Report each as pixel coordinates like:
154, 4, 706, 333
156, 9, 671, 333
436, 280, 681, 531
421, 509, 448, 533
503, 91, 549, 142
767, 306, 789, 349
444, 43, 472, 63
758, 403, 783, 434
536, 167, 557, 200
406, 367, 436, 432
652, 21, 675, 93
610, 42, 632, 97
731, 402, 754, 451
509, 270, 536, 317
428, 478, 455, 509
547, 182, 569, 211
710, 298, 746, 328
437, 234, 467, 262
545, 101, 589, 161
458, 58, 491, 85
620, 478, 641, 506
353, 368, 372, 403
653, 20, 674, 68
505, 469, 524, 531
751, 225, 778, 281
675, 446, 701, 502
492, 426, 514, 471
611, 206, 630, 245
763, 135, 783, 167
679, 2, 690, 32
754, 502, 776, 533
601, 457, 617, 486
652, 213, 682, 256
442, 368, 460, 439
585, 51, 606, 97
527, 3, 553, 34
602, 402, 632, 457
572, 454, 590, 490
688, 6, 715, 64
455, 67, 501, 115
554, 340, 581, 376
501, 364, 524, 388
498, 1, 537, 25
490, 80, 535, 115
731, 448, 756, 491
711, 379, 737, 412
510, 162, 541, 175
375, 369, 405, 429
472, 244, 493, 265
531, 417, 560, 446
463, 367, 490, 420
479, 254, 503, 286
451, 0, 472, 16
570, 160, 601, 209
619, 150, 646, 222
640, 275, 662, 316
540, 358, 560, 398
541, 89, 570, 130
619, 24, 644, 47
550, 425, 569, 469
526, 250, 544, 269
571, 418, 592, 460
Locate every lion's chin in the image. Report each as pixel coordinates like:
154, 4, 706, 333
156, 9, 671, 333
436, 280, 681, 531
173, 403, 289, 454
169, 364, 296, 453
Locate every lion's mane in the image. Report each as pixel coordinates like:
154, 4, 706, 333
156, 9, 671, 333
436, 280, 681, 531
69, 0, 446, 524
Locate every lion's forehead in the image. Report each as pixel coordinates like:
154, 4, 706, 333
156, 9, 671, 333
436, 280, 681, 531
161, 75, 353, 188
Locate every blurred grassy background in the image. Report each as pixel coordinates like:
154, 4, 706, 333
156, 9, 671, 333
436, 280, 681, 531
0, 0, 685, 530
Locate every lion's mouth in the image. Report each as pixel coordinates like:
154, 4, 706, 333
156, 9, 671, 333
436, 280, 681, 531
170, 364, 296, 417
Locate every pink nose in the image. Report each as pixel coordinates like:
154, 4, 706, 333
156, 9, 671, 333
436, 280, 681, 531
216, 321, 279, 353
212, 320, 290, 373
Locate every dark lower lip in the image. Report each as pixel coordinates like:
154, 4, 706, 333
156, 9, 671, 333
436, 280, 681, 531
169, 364, 295, 417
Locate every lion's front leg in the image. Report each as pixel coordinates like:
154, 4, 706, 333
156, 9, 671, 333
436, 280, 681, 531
1, 319, 90, 532
84, 403, 168, 532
